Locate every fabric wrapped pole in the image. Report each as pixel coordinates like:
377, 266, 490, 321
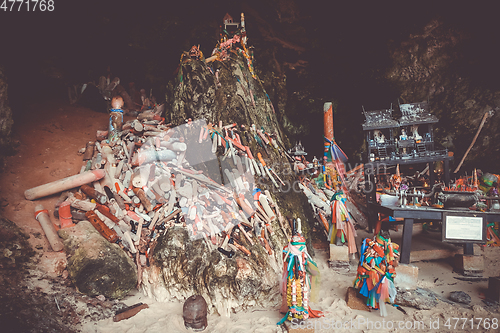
323, 102, 334, 142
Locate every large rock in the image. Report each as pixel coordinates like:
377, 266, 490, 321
143, 49, 319, 317
58, 221, 137, 299
141, 226, 283, 317
395, 287, 443, 310
170, 54, 284, 141
449, 291, 472, 305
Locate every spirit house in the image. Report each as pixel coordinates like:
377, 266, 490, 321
362, 101, 447, 161
362, 101, 452, 203
362, 107, 399, 162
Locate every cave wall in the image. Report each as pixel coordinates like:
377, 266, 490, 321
387, 19, 500, 172
0, 66, 14, 170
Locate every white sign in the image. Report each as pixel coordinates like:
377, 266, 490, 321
444, 215, 483, 241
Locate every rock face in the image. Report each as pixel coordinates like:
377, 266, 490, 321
170, 54, 284, 141
0, 66, 14, 169
58, 221, 137, 299
0, 215, 75, 332
142, 226, 282, 316
387, 19, 500, 171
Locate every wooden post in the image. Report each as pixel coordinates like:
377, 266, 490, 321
324, 102, 334, 141
400, 218, 414, 264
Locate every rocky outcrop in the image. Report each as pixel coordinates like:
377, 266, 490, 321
387, 19, 500, 171
142, 51, 317, 316
142, 226, 283, 317
170, 54, 284, 141
0, 215, 34, 271
58, 221, 137, 299
0, 215, 74, 332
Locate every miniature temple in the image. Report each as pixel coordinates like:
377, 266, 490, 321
362, 102, 453, 203
362, 102, 445, 162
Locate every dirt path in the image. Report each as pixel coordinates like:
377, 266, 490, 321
1, 100, 108, 249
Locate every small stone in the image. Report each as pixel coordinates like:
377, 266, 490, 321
449, 291, 471, 304
395, 288, 438, 310
96, 295, 106, 302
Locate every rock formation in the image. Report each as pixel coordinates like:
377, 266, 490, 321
141, 50, 317, 316
58, 221, 137, 299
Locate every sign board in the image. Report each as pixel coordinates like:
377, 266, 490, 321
442, 212, 486, 244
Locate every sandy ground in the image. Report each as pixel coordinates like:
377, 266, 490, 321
1, 100, 499, 332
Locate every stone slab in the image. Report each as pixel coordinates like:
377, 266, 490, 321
329, 244, 349, 262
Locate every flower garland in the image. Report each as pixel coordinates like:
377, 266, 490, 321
278, 233, 323, 325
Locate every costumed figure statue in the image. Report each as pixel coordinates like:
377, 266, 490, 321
278, 219, 323, 325
399, 129, 407, 140
329, 192, 357, 257
353, 231, 399, 316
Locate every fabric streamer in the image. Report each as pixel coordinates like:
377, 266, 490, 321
278, 231, 323, 325
329, 193, 357, 254
353, 232, 399, 316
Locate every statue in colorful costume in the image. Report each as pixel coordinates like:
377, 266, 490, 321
278, 219, 323, 325
329, 192, 357, 256
353, 231, 399, 316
